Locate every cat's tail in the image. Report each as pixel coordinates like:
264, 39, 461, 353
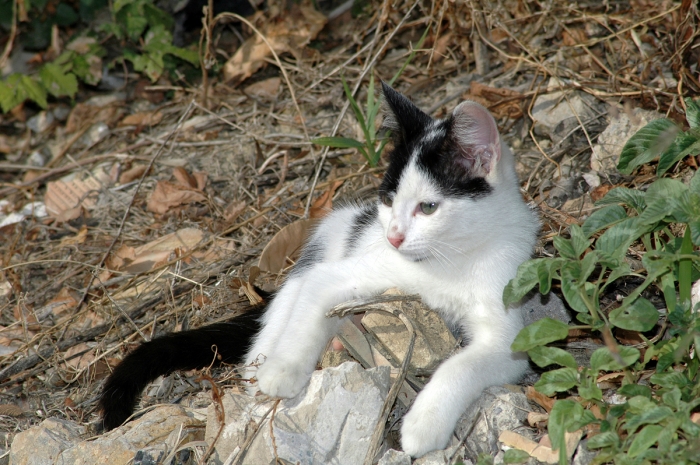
98, 304, 265, 431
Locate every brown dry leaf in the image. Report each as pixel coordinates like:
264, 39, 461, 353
60, 224, 88, 247
499, 429, 582, 464
0, 326, 35, 356
119, 110, 164, 127
193, 294, 211, 307
309, 180, 344, 219
146, 181, 207, 215
467, 82, 524, 119
0, 404, 23, 416
0, 135, 12, 153
692, 412, 700, 425
223, 5, 326, 83
119, 164, 148, 184
527, 411, 549, 427
39, 287, 79, 318
62, 343, 96, 371
258, 219, 315, 274
125, 228, 204, 274
245, 77, 281, 99
45, 175, 107, 218
65, 103, 123, 133
224, 200, 247, 223
525, 385, 556, 412
173, 166, 197, 188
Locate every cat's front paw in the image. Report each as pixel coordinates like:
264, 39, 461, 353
256, 358, 311, 398
400, 396, 454, 457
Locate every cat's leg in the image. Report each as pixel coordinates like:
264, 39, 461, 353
255, 258, 395, 398
400, 310, 528, 457
242, 277, 305, 391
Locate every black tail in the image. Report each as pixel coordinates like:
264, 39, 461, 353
98, 305, 265, 430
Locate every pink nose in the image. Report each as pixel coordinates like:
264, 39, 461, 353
388, 234, 404, 249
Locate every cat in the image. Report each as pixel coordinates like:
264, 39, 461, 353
99, 82, 539, 458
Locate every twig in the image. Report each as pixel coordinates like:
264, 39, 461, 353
0, 0, 18, 70
231, 402, 277, 465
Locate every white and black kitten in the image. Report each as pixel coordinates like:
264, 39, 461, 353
99, 82, 539, 458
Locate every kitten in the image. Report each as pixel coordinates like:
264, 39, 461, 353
99, 82, 539, 458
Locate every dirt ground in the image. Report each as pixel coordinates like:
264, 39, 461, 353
0, 0, 697, 456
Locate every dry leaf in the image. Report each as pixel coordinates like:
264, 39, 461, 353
499, 429, 582, 464
224, 200, 247, 223
258, 218, 315, 274
119, 110, 164, 127
527, 411, 549, 427
60, 224, 88, 247
244, 77, 281, 99
223, 5, 326, 83
0, 326, 35, 356
173, 166, 197, 188
467, 82, 523, 119
39, 287, 79, 318
63, 342, 96, 371
147, 181, 207, 215
119, 164, 148, 184
526, 385, 556, 412
65, 103, 123, 133
0, 404, 23, 416
310, 180, 343, 218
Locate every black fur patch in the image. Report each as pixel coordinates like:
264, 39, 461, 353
345, 203, 379, 255
289, 239, 323, 277
415, 123, 494, 198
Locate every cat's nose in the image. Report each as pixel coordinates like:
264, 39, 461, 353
388, 234, 404, 249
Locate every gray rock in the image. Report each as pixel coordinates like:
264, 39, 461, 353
590, 107, 662, 173
521, 292, 571, 326
206, 362, 391, 465
573, 439, 597, 465
77, 122, 110, 148
531, 78, 599, 142
27, 110, 54, 133
378, 448, 412, 465
10, 418, 84, 465
455, 386, 534, 463
413, 446, 472, 465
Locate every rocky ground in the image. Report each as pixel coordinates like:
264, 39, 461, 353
0, 0, 698, 463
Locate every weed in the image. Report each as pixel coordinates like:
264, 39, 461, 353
504, 99, 700, 464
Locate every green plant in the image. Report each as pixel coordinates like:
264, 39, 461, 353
312, 29, 428, 167
0, 0, 198, 113
504, 169, 700, 463
618, 97, 700, 175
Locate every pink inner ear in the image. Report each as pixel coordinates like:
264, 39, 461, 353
451, 101, 501, 176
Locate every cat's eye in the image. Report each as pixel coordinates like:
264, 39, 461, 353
419, 202, 438, 215
380, 193, 393, 207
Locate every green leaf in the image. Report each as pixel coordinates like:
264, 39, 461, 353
560, 261, 590, 314
662, 387, 682, 409
528, 345, 578, 369
595, 187, 646, 213
548, 400, 583, 464
55, 3, 79, 26
596, 216, 649, 258
671, 191, 700, 246
535, 367, 579, 396
536, 258, 564, 295
511, 318, 570, 352
586, 431, 619, 449
553, 235, 577, 259
649, 371, 689, 389
39, 63, 78, 98
165, 45, 200, 66
628, 424, 663, 458
311, 137, 366, 149
578, 375, 603, 401
657, 129, 700, 175
609, 297, 660, 331
618, 383, 651, 398
503, 449, 530, 464
589, 346, 640, 371
617, 118, 680, 174
646, 178, 688, 204
581, 205, 628, 237
342, 77, 366, 130
570, 224, 591, 256
503, 258, 545, 306
686, 97, 700, 129
624, 406, 673, 432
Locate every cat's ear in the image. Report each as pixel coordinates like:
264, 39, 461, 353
381, 81, 432, 141
451, 101, 502, 178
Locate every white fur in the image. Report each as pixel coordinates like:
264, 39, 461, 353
243, 106, 538, 457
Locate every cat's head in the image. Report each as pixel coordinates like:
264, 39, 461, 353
377, 82, 520, 262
